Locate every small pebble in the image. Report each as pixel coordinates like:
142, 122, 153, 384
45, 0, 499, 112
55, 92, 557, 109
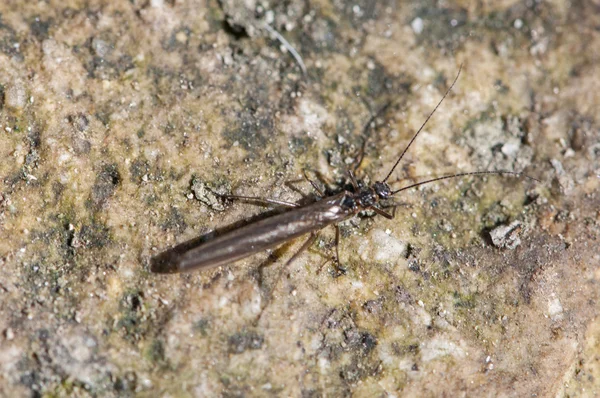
411, 17, 424, 34
490, 221, 522, 250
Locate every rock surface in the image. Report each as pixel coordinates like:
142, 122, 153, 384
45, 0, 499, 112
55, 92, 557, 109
0, 1, 599, 396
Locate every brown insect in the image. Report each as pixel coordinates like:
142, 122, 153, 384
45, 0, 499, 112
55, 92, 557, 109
151, 65, 534, 274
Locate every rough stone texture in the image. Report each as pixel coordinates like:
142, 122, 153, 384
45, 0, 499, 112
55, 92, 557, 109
0, 0, 599, 396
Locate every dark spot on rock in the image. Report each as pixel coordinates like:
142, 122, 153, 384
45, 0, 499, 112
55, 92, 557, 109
38, 329, 50, 340
367, 60, 394, 97
454, 291, 477, 309
28, 130, 41, 148
343, 328, 377, 354
79, 221, 111, 248
392, 341, 419, 356
395, 285, 412, 303
432, 245, 452, 268
360, 332, 377, 353
61, 7, 77, 19
19, 371, 39, 391
339, 364, 360, 382
524, 190, 540, 206
407, 258, 420, 272
220, 17, 250, 40
72, 137, 91, 155
339, 357, 380, 384
52, 181, 64, 201
344, 328, 361, 347
222, 108, 271, 152
24, 149, 39, 168
0, 19, 22, 60
126, 292, 142, 312
118, 291, 145, 340
30, 17, 52, 40
113, 371, 137, 392
129, 158, 149, 183
147, 339, 166, 364
91, 164, 121, 207
95, 109, 111, 126
64, 222, 76, 255
362, 299, 382, 314
412, 5, 471, 52
323, 309, 342, 329
87, 56, 114, 80
68, 113, 90, 132
507, 235, 569, 304
161, 207, 187, 233
193, 319, 210, 336
494, 79, 510, 94
163, 122, 176, 136
163, 27, 191, 51
301, 389, 321, 398
116, 55, 134, 73
228, 330, 264, 354
289, 135, 314, 155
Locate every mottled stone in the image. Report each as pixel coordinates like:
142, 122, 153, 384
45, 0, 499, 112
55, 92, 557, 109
0, 0, 598, 397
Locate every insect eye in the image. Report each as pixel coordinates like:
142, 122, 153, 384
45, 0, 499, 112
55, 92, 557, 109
373, 182, 391, 199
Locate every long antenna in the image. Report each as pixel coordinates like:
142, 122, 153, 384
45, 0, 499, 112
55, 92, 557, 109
390, 171, 540, 195
382, 64, 463, 183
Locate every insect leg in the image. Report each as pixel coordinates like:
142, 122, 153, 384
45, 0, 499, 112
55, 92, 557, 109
302, 170, 325, 197
221, 195, 300, 208
284, 232, 319, 272
347, 170, 359, 191
254, 232, 318, 325
371, 206, 394, 219
332, 224, 346, 276
335, 224, 341, 264
316, 257, 332, 275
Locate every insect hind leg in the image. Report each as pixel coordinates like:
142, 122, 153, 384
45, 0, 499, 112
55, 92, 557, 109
334, 225, 347, 276
253, 232, 319, 326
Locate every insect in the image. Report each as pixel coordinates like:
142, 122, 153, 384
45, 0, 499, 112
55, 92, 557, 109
151, 65, 531, 274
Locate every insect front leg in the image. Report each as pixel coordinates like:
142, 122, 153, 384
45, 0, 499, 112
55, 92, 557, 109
371, 206, 394, 219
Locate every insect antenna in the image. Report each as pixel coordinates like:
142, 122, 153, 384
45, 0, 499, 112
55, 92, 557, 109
381, 64, 463, 183
390, 171, 540, 196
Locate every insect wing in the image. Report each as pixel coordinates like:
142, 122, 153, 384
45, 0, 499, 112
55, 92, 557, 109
151, 192, 353, 273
